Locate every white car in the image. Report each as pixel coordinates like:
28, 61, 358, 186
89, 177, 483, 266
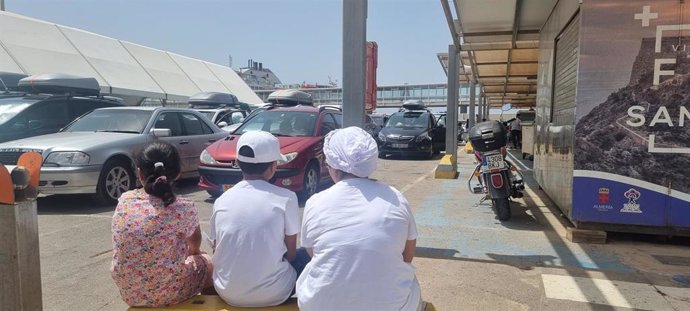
193, 107, 247, 130
188, 91, 249, 131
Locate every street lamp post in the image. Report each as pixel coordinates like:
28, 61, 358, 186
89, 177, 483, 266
342, 0, 367, 128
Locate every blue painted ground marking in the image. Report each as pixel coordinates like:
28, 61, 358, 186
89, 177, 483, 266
414, 179, 632, 272
673, 275, 690, 286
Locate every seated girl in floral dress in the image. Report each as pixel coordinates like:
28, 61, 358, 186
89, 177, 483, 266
111, 141, 213, 307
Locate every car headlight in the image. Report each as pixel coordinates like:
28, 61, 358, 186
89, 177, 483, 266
415, 134, 431, 142
278, 152, 298, 166
378, 132, 387, 142
200, 149, 219, 165
44, 151, 90, 166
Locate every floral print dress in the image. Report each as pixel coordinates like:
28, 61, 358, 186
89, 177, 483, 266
111, 188, 208, 307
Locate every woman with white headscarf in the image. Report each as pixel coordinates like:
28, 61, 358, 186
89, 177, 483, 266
296, 126, 422, 311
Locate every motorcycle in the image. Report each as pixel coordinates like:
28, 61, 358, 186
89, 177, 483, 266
467, 121, 525, 221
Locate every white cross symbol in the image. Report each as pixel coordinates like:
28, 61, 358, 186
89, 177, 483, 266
635, 5, 658, 27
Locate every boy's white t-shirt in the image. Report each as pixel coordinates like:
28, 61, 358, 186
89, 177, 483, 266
296, 178, 421, 311
210, 179, 299, 307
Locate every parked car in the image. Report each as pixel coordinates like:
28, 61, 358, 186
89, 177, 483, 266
0, 107, 226, 204
0, 73, 124, 143
377, 100, 445, 159
222, 90, 314, 134
223, 103, 272, 133
369, 113, 388, 129
188, 92, 249, 131
198, 91, 342, 198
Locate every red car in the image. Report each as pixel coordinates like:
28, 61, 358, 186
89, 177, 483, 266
198, 104, 342, 198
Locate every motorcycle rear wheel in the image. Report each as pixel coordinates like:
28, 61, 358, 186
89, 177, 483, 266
493, 198, 512, 221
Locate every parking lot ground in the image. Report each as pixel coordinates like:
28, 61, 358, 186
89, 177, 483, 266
36, 149, 690, 311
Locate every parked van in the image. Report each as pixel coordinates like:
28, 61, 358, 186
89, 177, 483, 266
0, 73, 123, 143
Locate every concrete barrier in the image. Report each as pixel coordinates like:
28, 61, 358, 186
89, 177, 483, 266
435, 154, 457, 179
464, 141, 474, 153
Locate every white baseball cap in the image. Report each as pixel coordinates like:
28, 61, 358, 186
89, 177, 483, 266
236, 131, 287, 164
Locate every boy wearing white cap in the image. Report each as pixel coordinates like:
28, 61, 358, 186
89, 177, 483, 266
296, 126, 422, 311
209, 130, 309, 307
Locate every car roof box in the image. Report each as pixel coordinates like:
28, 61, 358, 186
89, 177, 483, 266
17, 73, 100, 96
402, 99, 426, 111
267, 89, 313, 106
0, 72, 29, 92
188, 91, 239, 108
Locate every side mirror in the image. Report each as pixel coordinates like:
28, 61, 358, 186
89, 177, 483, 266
151, 128, 171, 137
28, 120, 43, 130
217, 121, 228, 128
501, 103, 512, 111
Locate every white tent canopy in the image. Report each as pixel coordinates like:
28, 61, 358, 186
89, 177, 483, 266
0, 11, 262, 105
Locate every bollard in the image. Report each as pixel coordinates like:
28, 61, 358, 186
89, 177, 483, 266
0, 153, 43, 311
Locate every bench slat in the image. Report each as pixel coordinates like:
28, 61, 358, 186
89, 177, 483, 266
127, 295, 437, 311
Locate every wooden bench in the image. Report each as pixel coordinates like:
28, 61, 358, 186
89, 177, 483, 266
128, 295, 437, 311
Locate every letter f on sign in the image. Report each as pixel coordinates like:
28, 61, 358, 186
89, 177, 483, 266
654, 58, 675, 85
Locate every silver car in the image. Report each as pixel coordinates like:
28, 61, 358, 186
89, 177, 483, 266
0, 107, 226, 204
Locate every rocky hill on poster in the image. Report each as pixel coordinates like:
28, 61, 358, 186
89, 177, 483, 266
574, 37, 690, 193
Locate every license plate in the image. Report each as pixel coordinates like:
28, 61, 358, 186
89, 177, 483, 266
222, 184, 234, 191
486, 154, 504, 169
392, 143, 408, 148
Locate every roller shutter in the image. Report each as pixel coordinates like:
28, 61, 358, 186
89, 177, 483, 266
552, 13, 580, 125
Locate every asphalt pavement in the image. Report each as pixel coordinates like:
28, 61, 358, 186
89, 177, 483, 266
35, 149, 690, 310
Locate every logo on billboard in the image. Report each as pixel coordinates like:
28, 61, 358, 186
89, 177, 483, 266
593, 187, 613, 212
620, 188, 643, 213
598, 187, 610, 203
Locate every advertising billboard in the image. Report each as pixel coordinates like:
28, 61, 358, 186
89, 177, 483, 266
573, 1, 690, 228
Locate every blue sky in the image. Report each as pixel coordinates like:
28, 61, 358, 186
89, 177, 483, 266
7, 0, 451, 86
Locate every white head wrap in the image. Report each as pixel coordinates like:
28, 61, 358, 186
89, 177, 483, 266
324, 126, 378, 178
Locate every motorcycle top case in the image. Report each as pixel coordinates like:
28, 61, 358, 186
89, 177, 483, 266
468, 121, 507, 152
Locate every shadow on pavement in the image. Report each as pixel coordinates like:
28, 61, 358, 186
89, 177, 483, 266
416, 246, 552, 271
380, 153, 444, 162
37, 194, 114, 215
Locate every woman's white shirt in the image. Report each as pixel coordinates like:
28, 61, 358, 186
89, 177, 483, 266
297, 178, 421, 311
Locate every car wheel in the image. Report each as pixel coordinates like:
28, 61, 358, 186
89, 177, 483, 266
93, 159, 134, 205
300, 163, 319, 200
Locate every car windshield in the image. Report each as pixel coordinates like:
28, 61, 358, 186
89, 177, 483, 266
198, 111, 216, 121
0, 97, 39, 125
64, 109, 153, 133
245, 107, 269, 121
235, 110, 317, 137
386, 111, 429, 129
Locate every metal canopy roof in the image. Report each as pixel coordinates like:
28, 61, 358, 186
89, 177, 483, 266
439, 0, 557, 107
